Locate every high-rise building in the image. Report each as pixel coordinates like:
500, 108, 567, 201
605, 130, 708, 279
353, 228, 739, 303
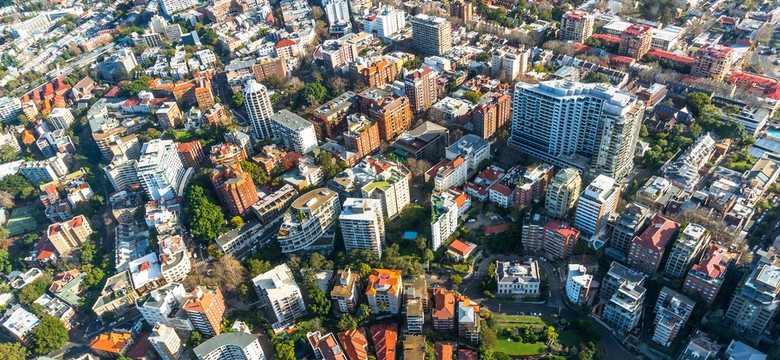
618, 24, 653, 59
270, 110, 318, 154
652, 287, 695, 347
243, 80, 274, 142
560, 10, 594, 43
566, 264, 592, 305
323, 0, 351, 33
664, 223, 711, 279
573, 175, 620, 242
472, 92, 512, 140
210, 164, 259, 216
410, 14, 452, 55
137, 139, 186, 201
360, 89, 412, 141
193, 332, 265, 360
45, 215, 92, 256
609, 202, 652, 258
431, 192, 458, 251
449, 0, 473, 22
277, 188, 341, 254
209, 142, 246, 166
542, 220, 580, 259
522, 213, 547, 253
343, 114, 380, 160
602, 275, 645, 335
363, 6, 406, 40
366, 269, 403, 314
183, 286, 226, 338
349, 57, 396, 89
509, 81, 644, 180
682, 245, 731, 306
330, 268, 360, 313
340, 198, 385, 257
601, 261, 644, 301
725, 250, 780, 336
545, 168, 581, 218
159, 0, 195, 17
49, 107, 75, 130
310, 92, 359, 141
252, 264, 307, 325
490, 47, 529, 82
149, 324, 183, 360
627, 215, 680, 277
404, 67, 438, 113
692, 43, 736, 81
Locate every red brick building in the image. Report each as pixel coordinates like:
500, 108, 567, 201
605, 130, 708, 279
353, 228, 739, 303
344, 115, 381, 160
627, 215, 680, 276
177, 141, 205, 168
209, 164, 259, 216
692, 44, 736, 81
350, 58, 397, 90
472, 93, 511, 140
209, 142, 247, 166
513, 164, 554, 209
183, 286, 226, 337
618, 24, 652, 59
682, 245, 730, 306
542, 220, 580, 259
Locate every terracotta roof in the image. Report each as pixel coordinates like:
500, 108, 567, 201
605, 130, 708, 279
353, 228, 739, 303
484, 223, 511, 235
452, 192, 469, 208
433, 288, 456, 321
276, 39, 296, 48
591, 33, 621, 43
448, 239, 476, 257
458, 349, 479, 360
646, 49, 695, 65
623, 24, 651, 36
435, 341, 455, 360
691, 245, 728, 279
366, 269, 402, 295
337, 328, 369, 360
90, 332, 132, 354
370, 324, 398, 360
488, 182, 512, 197
124, 332, 151, 358
632, 214, 679, 252
608, 54, 636, 66
544, 220, 580, 239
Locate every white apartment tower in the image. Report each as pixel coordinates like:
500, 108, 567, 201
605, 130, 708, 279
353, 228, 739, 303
243, 80, 274, 142
193, 333, 265, 360
664, 223, 712, 279
251, 264, 307, 326
323, 0, 350, 25
49, 107, 75, 130
491, 47, 529, 82
410, 14, 452, 56
509, 80, 644, 180
363, 6, 405, 40
339, 198, 385, 257
159, 0, 195, 17
277, 188, 341, 254
574, 175, 620, 242
149, 324, 183, 360
431, 192, 458, 251
270, 110, 318, 154
137, 139, 185, 201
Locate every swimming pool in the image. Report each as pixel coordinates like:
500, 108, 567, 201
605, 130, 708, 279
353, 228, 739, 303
768, 128, 780, 140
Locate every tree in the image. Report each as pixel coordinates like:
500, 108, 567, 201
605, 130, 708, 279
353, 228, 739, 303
0, 145, 17, 162
0, 226, 8, 241
230, 216, 244, 229
18, 278, 49, 306
31, 315, 69, 355
464, 91, 482, 104
450, 275, 463, 286
0, 249, 10, 274
337, 314, 358, 331
183, 185, 224, 241
422, 249, 434, 263
212, 255, 247, 294
232, 91, 244, 108
239, 161, 269, 186
480, 324, 497, 348
307, 285, 331, 316
545, 326, 558, 345
296, 81, 328, 109
274, 338, 295, 360
686, 92, 711, 117
0, 342, 28, 360
475, 52, 491, 62
582, 72, 609, 84
118, 77, 152, 97
0, 174, 36, 200
246, 258, 271, 277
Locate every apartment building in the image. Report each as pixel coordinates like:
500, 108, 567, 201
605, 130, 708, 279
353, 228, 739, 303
542, 220, 580, 259
210, 164, 259, 216
491, 47, 529, 82
339, 198, 385, 257
45, 215, 92, 255
366, 269, 403, 314
566, 264, 592, 306
652, 287, 695, 347
343, 114, 380, 160
350, 57, 396, 89
664, 223, 712, 279
277, 188, 341, 254
682, 245, 731, 306
430, 192, 459, 251
183, 286, 226, 337
252, 264, 307, 325
618, 24, 653, 59
458, 297, 480, 343
410, 14, 452, 55
137, 139, 186, 201
602, 276, 646, 335
724, 250, 780, 336
609, 203, 652, 258
330, 268, 360, 313
560, 10, 594, 43
692, 44, 736, 81
243, 80, 274, 141
433, 288, 456, 331
271, 110, 318, 155
574, 175, 621, 242
404, 67, 438, 113
310, 92, 359, 141
627, 215, 680, 277
545, 168, 581, 218
472, 92, 512, 140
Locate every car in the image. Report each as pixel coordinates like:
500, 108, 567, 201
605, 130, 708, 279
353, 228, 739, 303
552, 314, 558, 318
467, 219, 476, 223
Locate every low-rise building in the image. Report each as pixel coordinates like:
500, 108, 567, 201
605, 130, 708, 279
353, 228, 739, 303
433, 288, 456, 331
683, 245, 731, 306
495, 260, 540, 298
330, 268, 360, 313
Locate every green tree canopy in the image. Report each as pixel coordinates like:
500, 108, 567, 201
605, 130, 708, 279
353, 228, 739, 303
0, 342, 28, 360
686, 92, 711, 117
246, 258, 271, 277
31, 315, 69, 355
183, 185, 225, 241
0, 144, 17, 162
0, 249, 12, 274
239, 161, 269, 186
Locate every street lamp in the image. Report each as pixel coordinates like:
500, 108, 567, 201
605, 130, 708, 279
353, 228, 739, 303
498, 302, 501, 313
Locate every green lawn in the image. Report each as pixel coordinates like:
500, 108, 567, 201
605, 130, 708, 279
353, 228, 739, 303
6, 205, 38, 236
557, 331, 584, 347
495, 338, 547, 356
494, 315, 546, 325
453, 264, 469, 273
